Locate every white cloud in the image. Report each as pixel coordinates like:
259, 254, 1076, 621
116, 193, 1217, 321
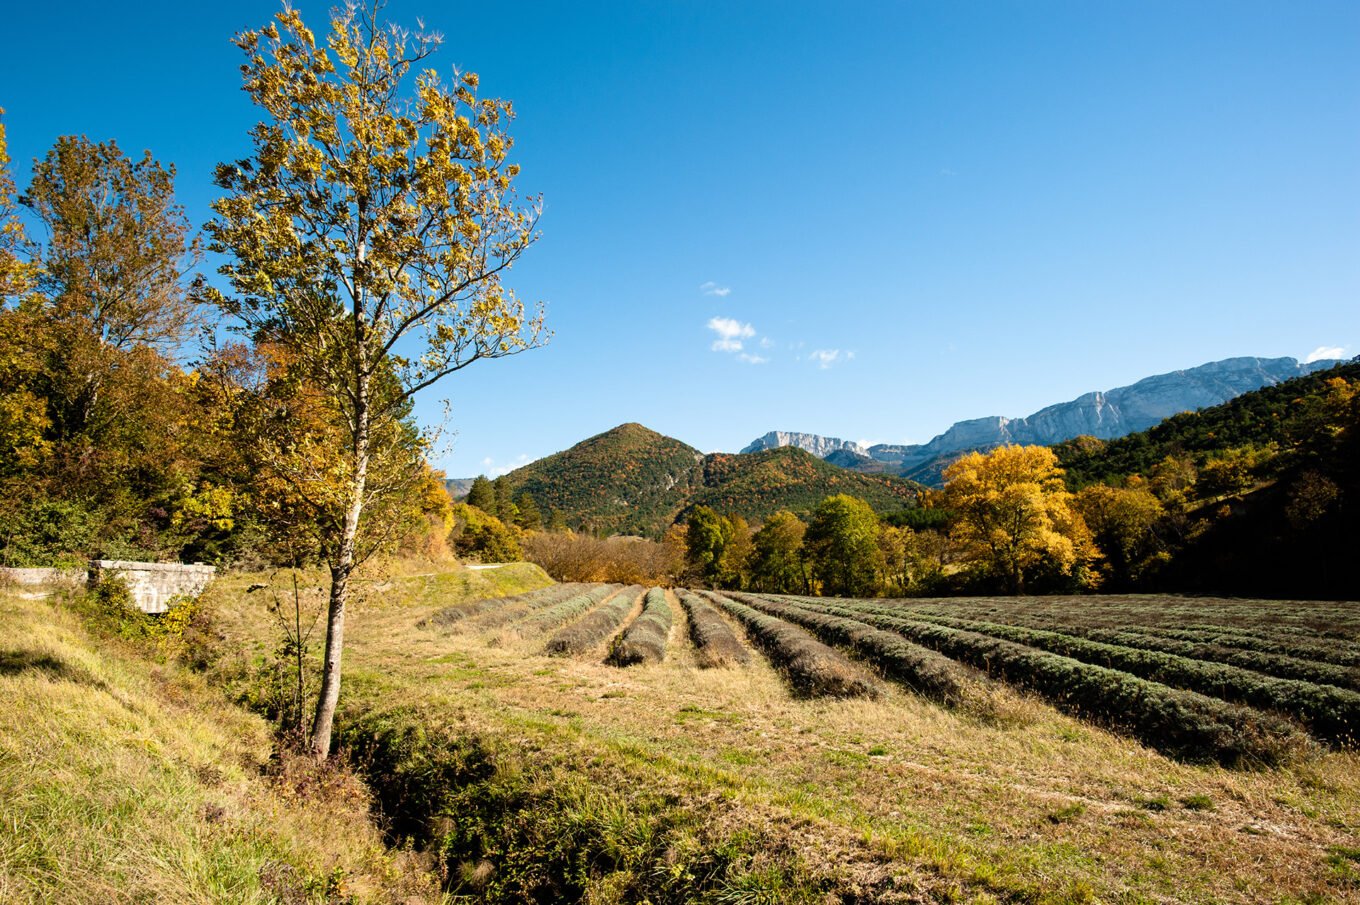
737, 352, 768, 365
708, 316, 755, 352
1305, 345, 1346, 363
480, 454, 531, 477
700, 281, 732, 298
809, 348, 844, 369
759, 336, 774, 349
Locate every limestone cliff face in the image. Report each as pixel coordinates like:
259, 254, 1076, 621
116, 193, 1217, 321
740, 431, 866, 458
743, 356, 1342, 484
871, 356, 1339, 478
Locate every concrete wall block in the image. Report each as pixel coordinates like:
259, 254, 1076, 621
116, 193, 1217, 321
88, 560, 218, 615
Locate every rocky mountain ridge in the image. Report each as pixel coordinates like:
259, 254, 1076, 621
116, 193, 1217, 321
741, 431, 866, 458
746, 356, 1344, 484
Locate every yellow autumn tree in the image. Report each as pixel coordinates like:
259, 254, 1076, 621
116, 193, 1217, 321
203, 5, 546, 758
942, 445, 1097, 594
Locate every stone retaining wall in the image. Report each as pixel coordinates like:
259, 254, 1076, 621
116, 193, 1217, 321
0, 567, 86, 587
89, 560, 217, 615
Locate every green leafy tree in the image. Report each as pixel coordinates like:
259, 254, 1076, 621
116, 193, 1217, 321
877, 523, 917, 595
1075, 481, 1165, 586
717, 514, 753, 589
514, 493, 543, 531
465, 475, 495, 511
749, 510, 807, 593
805, 494, 883, 597
21, 136, 200, 439
492, 474, 519, 524
0, 108, 38, 301
685, 505, 732, 587
449, 502, 522, 562
203, 5, 546, 758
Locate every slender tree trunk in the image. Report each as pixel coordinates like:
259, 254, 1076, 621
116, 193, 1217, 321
309, 377, 370, 759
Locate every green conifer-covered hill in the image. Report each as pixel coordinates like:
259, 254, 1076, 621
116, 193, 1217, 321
494, 423, 921, 536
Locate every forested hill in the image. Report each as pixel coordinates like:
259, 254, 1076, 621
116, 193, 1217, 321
1054, 359, 1360, 487
495, 423, 921, 536
1053, 359, 1360, 598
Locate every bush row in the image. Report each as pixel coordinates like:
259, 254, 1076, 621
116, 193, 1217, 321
891, 604, 1360, 691
543, 586, 642, 656
1170, 624, 1360, 666
420, 583, 586, 630
705, 593, 877, 699
905, 597, 1360, 638
519, 584, 622, 635
1049, 625, 1360, 692
608, 588, 672, 666
736, 593, 974, 706
786, 599, 1304, 765
676, 590, 750, 668
886, 611, 1360, 745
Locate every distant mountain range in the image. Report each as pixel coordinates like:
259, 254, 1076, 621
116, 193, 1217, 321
487, 423, 921, 536
744, 356, 1343, 485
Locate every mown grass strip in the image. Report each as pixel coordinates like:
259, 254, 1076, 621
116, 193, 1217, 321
705, 593, 877, 699
677, 590, 750, 668
420, 583, 585, 630
544, 586, 642, 656
735, 593, 975, 706
607, 588, 672, 666
777, 598, 1304, 765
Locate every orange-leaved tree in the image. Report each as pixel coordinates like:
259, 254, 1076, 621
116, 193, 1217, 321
203, 4, 546, 758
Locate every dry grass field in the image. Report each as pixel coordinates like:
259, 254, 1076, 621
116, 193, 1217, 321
193, 570, 1360, 904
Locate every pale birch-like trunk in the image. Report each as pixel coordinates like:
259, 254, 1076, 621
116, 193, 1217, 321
309, 229, 371, 760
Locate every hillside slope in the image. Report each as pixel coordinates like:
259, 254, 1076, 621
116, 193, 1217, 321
496, 423, 706, 535
0, 591, 437, 903
688, 447, 919, 524
498, 424, 920, 535
1054, 360, 1360, 598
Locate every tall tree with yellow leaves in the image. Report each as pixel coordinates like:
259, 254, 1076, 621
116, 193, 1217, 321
942, 445, 1097, 594
204, 5, 546, 758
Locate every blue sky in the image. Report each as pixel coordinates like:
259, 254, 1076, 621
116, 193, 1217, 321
3, 1, 1357, 477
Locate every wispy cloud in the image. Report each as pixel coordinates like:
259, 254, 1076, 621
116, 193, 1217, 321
480, 454, 531, 477
708, 316, 755, 352
700, 281, 732, 298
737, 352, 768, 365
809, 348, 853, 369
1305, 345, 1346, 363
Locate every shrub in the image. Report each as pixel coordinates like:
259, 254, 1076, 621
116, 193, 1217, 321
420, 583, 585, 630
677, 590, 749, 668
519, 584, 622, 635
785, 599, 1304, 765
545, 586, 642, 656
894, 611, 1360, 746
705, 593, 877, 699
607, 588, 671, 666
735, 593, 974, 706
